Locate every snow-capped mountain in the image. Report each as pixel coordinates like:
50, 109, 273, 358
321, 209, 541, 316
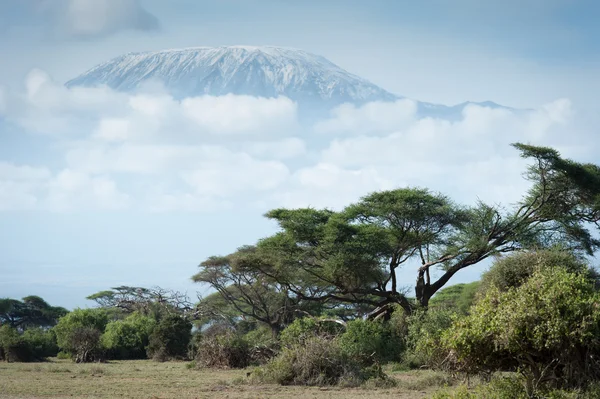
67, 45, 509, 120
66, 46, 397, 106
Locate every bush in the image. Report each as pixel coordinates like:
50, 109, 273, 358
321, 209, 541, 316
22, 328, 59, 358
429, 282, 480, 315
442, 265, 600, 395
146, 315, 191, 361
195, 332, 251, 369
53, 309, 109, 363
432, 377, 600, 399
102, 312, 156, 359
402, 308, 456, 370
479, 248, 593, 293
279, 317, 343, 348
432, 376, 528, 399
253, 335, 386, 387
338, 318, 402, 364
0, 325, 35, 362
243, 326, 278, 364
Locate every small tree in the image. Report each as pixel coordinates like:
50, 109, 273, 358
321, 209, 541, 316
53, 309, 109, 362
102, 312, 156, 359
147, 315, 191, 361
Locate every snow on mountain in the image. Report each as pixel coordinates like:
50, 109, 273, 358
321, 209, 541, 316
66, 46, 398, 106
66, 45, 510, 122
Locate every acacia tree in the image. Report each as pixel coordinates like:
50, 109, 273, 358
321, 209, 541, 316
0, 296, 68, 330
199, 144, 600, 317
193, 246, 329, 336
87, 286, 195, 319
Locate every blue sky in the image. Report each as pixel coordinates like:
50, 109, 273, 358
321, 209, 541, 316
0, 0, 599, 308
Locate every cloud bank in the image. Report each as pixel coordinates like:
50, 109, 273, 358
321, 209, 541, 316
1, 0, 159, 39
0, 69, 584, 213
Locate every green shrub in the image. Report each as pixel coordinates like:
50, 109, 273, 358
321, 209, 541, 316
442, 265, 600, 395
0, 325, 35, 362
432, 376, 528, 399
429, 282, 480, 315
479, 248, 593, 293
102, 312, 156, 359
146, 315, 191, 361
432, 376, 600, 399
279, 317, 343, 348
402, 308, 456, 370
196, 332, 251, 369
338, 318, 401, 364
53, 308, 109, 362
253, 335, 386, 387
22, 328, 59, 358
56, 351, 70, 360
243, 326, 278, 364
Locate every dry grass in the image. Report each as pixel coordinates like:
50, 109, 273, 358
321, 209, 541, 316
0, 359, 452, 399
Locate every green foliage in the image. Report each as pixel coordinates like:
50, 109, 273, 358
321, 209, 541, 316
0, 325, 34, 362
53, 308, 109, 363
442, 264, 600, 394
0, 296, 68, 330
479, 248, 594, 293
101, 312, 156, 359
253, 335, 387, 387
403, 309, 456, 369
146, 315, 191, 361
432, 376, 529, 399
195, 332, 251, 369
0, 326, 58, 362
429, 282, 480, 314
279, 317, 343, 348
22, 328, 59, 358
433, 377, 600, 399
338, 318, 402, 364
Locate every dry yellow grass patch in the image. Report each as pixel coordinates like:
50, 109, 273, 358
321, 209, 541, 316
0, 359, 450, 399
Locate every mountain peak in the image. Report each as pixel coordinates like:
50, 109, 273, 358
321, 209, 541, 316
66, 45, 397, 106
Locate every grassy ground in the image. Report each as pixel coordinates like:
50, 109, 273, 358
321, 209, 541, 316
0, 359, 455, 399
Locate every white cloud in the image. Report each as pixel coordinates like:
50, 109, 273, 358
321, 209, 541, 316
182, 95, 299, 136
36, 0, 159, 39
3, 71, 299, 142
46, 169, 130, 211
314, 99, 418, 135
0, 69, 587, 213
182, 154, 290, 197
314, 100, 574, 205
273, 164, 397, 209
243, 138, 307, 160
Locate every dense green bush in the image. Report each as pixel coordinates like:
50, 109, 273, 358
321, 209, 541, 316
401, 308, 456, 370
243, 326, 279, 364
429, 282, 480, 314
253, 335, 388, 387
338, 318, 401, 364
279, 317, 344, 348
479, 248, 593, 293
22, 328, 59, 358
195, 332, 251, 368
102, 312, 156, 359
442, 266, 600, 395
0, 325, 34, 362
146, 315, 191, 361
53, 308, 109, 362
0, 326, 59, 362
